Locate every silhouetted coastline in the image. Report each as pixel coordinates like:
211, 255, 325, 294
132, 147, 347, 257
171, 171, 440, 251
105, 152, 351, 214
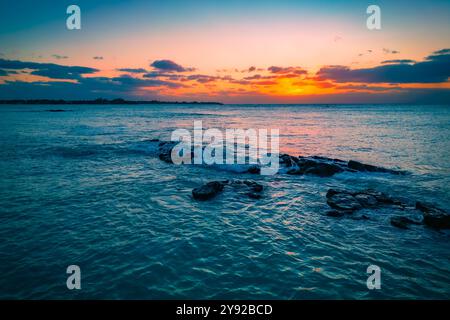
0, 98, 223, 105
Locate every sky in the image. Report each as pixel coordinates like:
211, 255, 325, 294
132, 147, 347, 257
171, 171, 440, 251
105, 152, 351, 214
0, 0, 449, 103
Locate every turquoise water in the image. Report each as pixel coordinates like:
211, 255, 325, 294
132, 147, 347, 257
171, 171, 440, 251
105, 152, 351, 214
0, 104, 449, 299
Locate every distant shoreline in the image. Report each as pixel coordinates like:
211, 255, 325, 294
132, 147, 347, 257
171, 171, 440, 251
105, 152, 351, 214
0, 98, 223, 105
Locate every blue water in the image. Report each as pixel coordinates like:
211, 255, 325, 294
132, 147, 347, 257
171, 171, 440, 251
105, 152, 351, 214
0, 104, 449, 299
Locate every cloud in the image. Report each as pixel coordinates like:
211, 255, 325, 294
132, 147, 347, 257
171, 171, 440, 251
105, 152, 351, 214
243, 74, 274, 80
143, 71, 182, 80
0, 74, 186, 100
52, 54, 69, 59
183, 74, 220, 83
0, 58, 187, 99
117, 68, 148, 73
150, 60, 194, 72
383, 48, 399, 54
316, 49, 450, 83
432, 48, 450, 55
93, 56, 104, 60
381, 59, 415, 64
0, 59, 98, 80
268, 66, 307, 76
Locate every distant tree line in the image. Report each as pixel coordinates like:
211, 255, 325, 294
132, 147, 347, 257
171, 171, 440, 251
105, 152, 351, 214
0, 98, 223, 105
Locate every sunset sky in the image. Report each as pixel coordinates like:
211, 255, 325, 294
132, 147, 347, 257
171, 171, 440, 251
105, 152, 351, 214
0, 0, 449, 103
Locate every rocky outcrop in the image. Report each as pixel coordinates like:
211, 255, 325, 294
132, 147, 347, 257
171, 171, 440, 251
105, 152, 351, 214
192, 180, 264, 201
282, 154, 404, 177
416, 202, 450, 229
347, 160, 402, 175
149, 140, 404, 177
324, 188, 450, 232
325, 188, 404, 215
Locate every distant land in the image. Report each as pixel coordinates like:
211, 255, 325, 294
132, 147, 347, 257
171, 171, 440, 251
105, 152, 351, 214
0, 98, 223, 105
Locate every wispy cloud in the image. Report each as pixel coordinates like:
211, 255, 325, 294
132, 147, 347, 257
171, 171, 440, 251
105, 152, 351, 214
52, 54, 69, 59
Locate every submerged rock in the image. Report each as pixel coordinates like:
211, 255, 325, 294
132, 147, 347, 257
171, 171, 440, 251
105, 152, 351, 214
390, 216, 420, 229
192, 180, 264, 201
157, 141, 178, 163
242, 180, 264, 192
416, 202, 450, 229
46, 109, 69, 112
325, 188, 404, 215
326, 210, 346, 217
247, 192, 262, 199
327, 192, 362, 212
192, 181, 226, 200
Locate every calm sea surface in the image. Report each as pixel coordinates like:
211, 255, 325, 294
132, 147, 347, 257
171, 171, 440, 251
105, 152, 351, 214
0, 104, 449, 299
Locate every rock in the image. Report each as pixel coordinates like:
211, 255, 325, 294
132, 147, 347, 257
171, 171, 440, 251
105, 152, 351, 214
303, 162, 344, 177
390, 216, 415, 229
326, 189, 340, 198
327, 192, 362, 212
192, 181, 226, 200
279, 154, 299, 167
350, 214, 370, 221
354, 193, 378, 207
416, 202, 450, 229
192, 179, 264, 201
326, 210, 345, 217
242, 180, 263, 192
152, 140, 405, 178
158, 141, 178, 163
348, 160, 402, 175
247, 165, 261, 174
46, 109, 68, 112
325, 188, 406, 214
247, 192, 262, 199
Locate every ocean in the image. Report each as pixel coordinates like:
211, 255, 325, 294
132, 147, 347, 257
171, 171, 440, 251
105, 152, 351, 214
0, 103, 449, 299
